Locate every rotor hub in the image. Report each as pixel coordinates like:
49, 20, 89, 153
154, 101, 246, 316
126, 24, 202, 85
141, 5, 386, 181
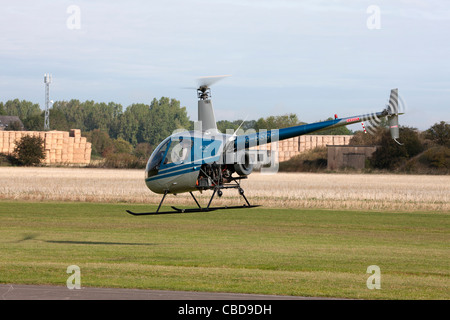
197, 86, 211, 100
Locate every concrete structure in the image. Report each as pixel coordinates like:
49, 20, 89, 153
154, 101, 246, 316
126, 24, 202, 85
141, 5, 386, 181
252, 135, 353, 162
0, 129, 91, 165
327, 145, 378, 170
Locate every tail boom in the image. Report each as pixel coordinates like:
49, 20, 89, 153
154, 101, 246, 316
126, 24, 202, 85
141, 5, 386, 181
234, 111, 387, 150
233, 88, 401, 150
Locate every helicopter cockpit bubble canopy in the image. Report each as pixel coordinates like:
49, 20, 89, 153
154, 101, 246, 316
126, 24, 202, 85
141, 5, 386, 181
145, 131, 226, 181
145, 136, 171, 179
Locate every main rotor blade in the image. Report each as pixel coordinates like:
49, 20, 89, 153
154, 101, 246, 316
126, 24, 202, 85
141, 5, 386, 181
197, 75, 231, 89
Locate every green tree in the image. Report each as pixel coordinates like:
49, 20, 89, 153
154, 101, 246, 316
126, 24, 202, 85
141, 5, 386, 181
8, 121, 24, 131
313, 117, 353, 135
419, 146, 450, 170
83, 101, 123, 133
349, 127, 384, 145
112, 138, 133, 154
424, 121, 450, 147
49, 108, 70, 131
119, 98, 190, 147
2, 99, 41, 131
4, 99, 41, 120
143, 97, 190, 145
52, 100, 123, 135
117, 110, 140, 145
119, 103, 149, 145
133, 142, 153, 161
217, 120, 240, 133
255, 113, 304, 130
51, 100, 84, 130
22, 113, 44, 131
370, 127, 423, 169
85, 129, 115, 157
13, 136, 45, 166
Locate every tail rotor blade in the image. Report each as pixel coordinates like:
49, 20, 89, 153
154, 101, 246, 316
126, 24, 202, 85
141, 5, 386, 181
387, 88, 403, 145
388, 88, 399, 115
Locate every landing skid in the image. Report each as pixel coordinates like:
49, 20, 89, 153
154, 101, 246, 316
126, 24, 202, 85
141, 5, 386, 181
126, 186, 259, 216
126, 204, 260, 216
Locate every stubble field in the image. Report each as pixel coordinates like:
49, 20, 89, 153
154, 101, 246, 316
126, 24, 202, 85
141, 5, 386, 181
0, 167, 448, 211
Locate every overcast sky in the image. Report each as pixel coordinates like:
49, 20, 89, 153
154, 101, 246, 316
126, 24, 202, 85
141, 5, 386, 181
1, 0, 449, 130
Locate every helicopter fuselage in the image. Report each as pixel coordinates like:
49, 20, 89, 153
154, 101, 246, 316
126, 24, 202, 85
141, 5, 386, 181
144, 105, 394, 195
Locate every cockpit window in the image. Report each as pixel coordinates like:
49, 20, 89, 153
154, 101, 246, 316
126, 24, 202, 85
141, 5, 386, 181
146, 138, 170, 178
145, 136, 194, 179
165, 137, 192, 165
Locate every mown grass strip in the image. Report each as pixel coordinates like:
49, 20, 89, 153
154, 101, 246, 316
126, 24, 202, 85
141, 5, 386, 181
0, 201, 448, 299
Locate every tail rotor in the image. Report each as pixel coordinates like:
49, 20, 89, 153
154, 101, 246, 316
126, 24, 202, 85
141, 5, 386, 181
359, 88, 405, 145
386, 88, 404, 145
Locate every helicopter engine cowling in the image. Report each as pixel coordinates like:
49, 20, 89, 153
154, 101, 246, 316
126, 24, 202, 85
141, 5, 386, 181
233, 151, 254, 176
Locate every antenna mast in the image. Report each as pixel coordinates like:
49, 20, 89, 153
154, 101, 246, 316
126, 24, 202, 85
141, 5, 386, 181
44, 73, 52, 130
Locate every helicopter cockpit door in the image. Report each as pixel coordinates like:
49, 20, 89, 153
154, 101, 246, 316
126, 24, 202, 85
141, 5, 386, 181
161, 136, 193, 167
145, 137, 170, 179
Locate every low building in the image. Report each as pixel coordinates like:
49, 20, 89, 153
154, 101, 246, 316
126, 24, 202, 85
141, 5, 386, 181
327, 145, 378, 170
0, 116, 24, 131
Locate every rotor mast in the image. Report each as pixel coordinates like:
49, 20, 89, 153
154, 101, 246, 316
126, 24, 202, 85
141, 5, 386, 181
196, 75, 230, 133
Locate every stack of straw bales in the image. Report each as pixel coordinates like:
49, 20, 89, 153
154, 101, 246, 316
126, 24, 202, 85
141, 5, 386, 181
250, 135, 352, 162
0, 129, 91, 165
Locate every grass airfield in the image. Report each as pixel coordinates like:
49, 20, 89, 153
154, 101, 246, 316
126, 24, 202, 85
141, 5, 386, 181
0, 201, 448, 299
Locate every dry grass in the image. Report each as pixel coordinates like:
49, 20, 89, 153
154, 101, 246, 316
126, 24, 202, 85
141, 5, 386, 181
0, 167, 448, 212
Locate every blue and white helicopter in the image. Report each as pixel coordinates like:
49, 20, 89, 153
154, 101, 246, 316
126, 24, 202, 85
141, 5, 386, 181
126, 76, 402, 216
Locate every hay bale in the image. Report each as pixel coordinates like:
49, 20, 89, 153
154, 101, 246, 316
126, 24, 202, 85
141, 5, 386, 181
312, 136, 317, 149
44, 150, 51, 163
305, 140, 311, 150
70, 129, 81, 139
300, 136, 306, 143
9, 134, 16, 144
